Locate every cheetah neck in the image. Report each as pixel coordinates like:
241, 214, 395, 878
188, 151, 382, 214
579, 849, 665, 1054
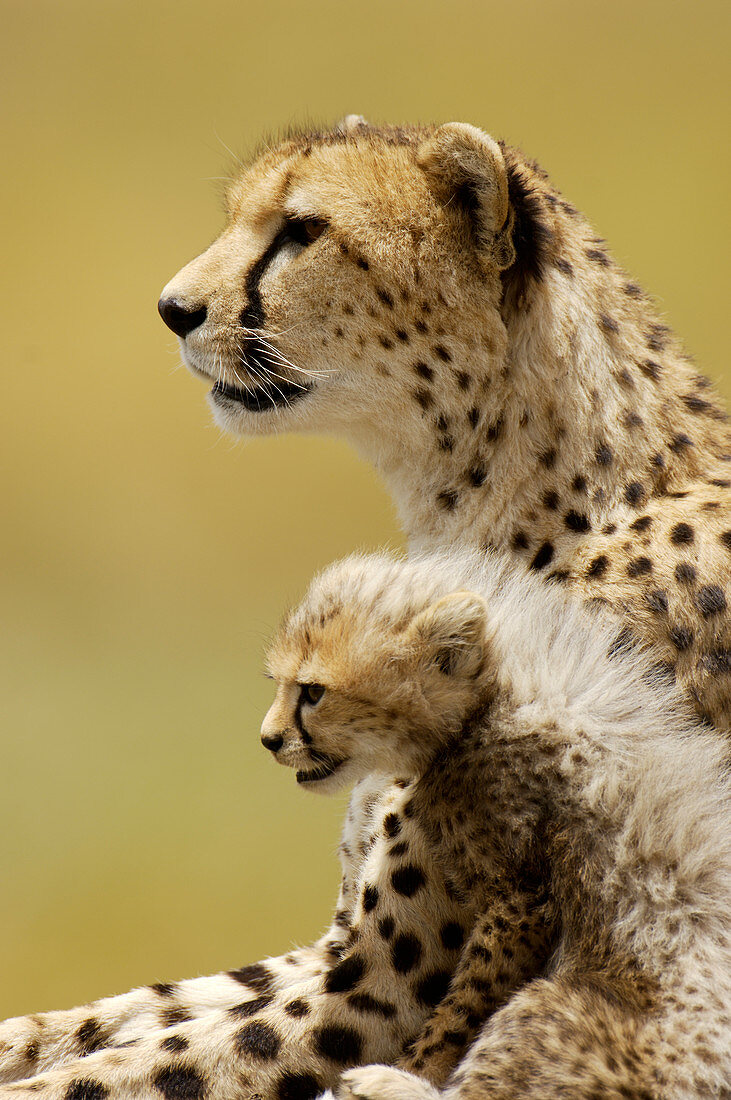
358, 240, 728, 562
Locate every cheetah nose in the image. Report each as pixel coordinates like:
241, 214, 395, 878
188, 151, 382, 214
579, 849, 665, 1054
157, 297, 207, 339
261, 732, 284, 754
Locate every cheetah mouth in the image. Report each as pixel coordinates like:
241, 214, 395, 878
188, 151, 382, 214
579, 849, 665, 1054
296, 754, 346, 785
211, 377, 311, 412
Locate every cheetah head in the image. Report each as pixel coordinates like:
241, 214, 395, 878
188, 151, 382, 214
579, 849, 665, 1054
158, 118, 515, 451
260, 553, 493, 793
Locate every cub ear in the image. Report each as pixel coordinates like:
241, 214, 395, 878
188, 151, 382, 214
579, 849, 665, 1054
417, 123, 515, 271
335, 114, 369, 135
406, 591, 490, 678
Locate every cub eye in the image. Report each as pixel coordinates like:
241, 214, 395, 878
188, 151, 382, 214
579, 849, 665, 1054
283, 217, 328, 248
301, 683, 326, 706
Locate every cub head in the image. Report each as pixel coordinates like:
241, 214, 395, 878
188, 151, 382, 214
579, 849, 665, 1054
261, 554, 494, 793
158, 119, 519, 452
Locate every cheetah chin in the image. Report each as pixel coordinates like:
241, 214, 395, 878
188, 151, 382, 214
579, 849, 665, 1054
295, 752, 346, 785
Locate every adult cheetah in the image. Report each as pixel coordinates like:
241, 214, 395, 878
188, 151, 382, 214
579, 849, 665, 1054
1, 118, 728, 1098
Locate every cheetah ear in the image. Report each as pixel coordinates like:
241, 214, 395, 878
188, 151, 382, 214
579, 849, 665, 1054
335, 114, 369, 135
417, 123, 516, 271
406, 591, 490, 678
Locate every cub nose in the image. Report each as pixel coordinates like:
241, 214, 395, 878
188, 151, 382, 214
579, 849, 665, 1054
261, 732, 284, 754
157, 297, 207, 339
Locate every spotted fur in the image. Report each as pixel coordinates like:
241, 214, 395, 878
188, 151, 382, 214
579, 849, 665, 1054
3, 117, 729, 1096
271, 550, 731, 1100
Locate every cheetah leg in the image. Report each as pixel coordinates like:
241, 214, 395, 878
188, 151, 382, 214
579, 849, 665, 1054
0, 930, 345, 1085
0, 970, 414, 1100
396, 889, 552, 1088
340, 972, 668, 1100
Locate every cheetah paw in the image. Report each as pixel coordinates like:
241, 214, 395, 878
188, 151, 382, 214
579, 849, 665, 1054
336, 1065, 441, 1100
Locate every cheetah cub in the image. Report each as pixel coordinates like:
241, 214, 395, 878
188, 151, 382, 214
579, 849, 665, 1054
264, 551, 731, 1100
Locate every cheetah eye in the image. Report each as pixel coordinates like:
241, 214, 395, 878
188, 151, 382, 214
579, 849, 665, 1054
282, 216, 328, 248
300, 683, 326, 706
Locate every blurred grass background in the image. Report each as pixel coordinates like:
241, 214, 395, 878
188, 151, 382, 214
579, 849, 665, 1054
1, 0, 728, 1017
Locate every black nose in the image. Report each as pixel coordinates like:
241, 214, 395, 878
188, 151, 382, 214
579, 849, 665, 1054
157, 297, 207, 339
261, 733, 284, 754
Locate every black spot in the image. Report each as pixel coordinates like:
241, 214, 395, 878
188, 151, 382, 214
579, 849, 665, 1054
440, 922, 465, 951
640, 359, 662, 381
227, 963, 273, 991
599, 313, 619, 335
437, 489, 459, 511
378, 916, 395, 940
390, 841, 409, 857
624, 482, 645, 507
468, 406, 480, 429
395, 329, 409, 342
236, 1020, 281, 1060
670, 626, 694, 652
392, 932, 422, 973
24, 1042, 39, 1064
595, 444, 613, 466
487, 418, 503, 442
539, 447, 557, 469
554, 257, 573, 276
433, 345, 451, 362
646, 589, 669, 614
414, 362, 433, 381
414, 388, 433, 410
702, 650, 731, 674
721, 531, 731, 552
627, 557, 652, 577
151, 982, 177, 998
438, 434, 455, 453
624, 282, 643, 297
624, 410, 644, 428
564, 510, 591, 533
543, 490, 559, 510
152, 1066, 207, 1100
587, 555, 609, 579
376, 288, 394, 309
276, 1072, 322, 1100
161, 1007, 193, 1027
362, 884, 379, 911
76, 1019, 107, 1054
696, 585, 727, 618
530, 542, 554, 570
415, 319, 429, 334
512, 530, 529, 551
356, 257, 369, 271
586, 248, 610, 266
572, 474, 587, 493
468, 466, 487, 487
403, 798, 415, 817
229, 994, 273, 1018
324, 954, 366, 994
669, 433, 693, 453
646, 324, 670, 351
284, 998, 310, 1018
455, 370, 472, 390
378, 335, 393, 350
161, 1035, 189, 1053
65, 1084, 110, 1100
347, 992, 396, 1018
629, 515, 653, 533
710, 477, 731, 487
391, 865, 426, 897
674, 562, 697, 584
383, 813, 401, 837
415, 971, 451, 1007
312, 1024, 363, 1064
670, 522, 694, 545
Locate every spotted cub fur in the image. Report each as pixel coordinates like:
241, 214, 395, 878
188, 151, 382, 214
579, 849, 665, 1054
3, 118, 729, 1097
267, 550, 730, 1100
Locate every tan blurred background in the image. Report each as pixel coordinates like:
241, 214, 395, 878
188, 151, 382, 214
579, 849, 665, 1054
1, 0, 728, 1017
